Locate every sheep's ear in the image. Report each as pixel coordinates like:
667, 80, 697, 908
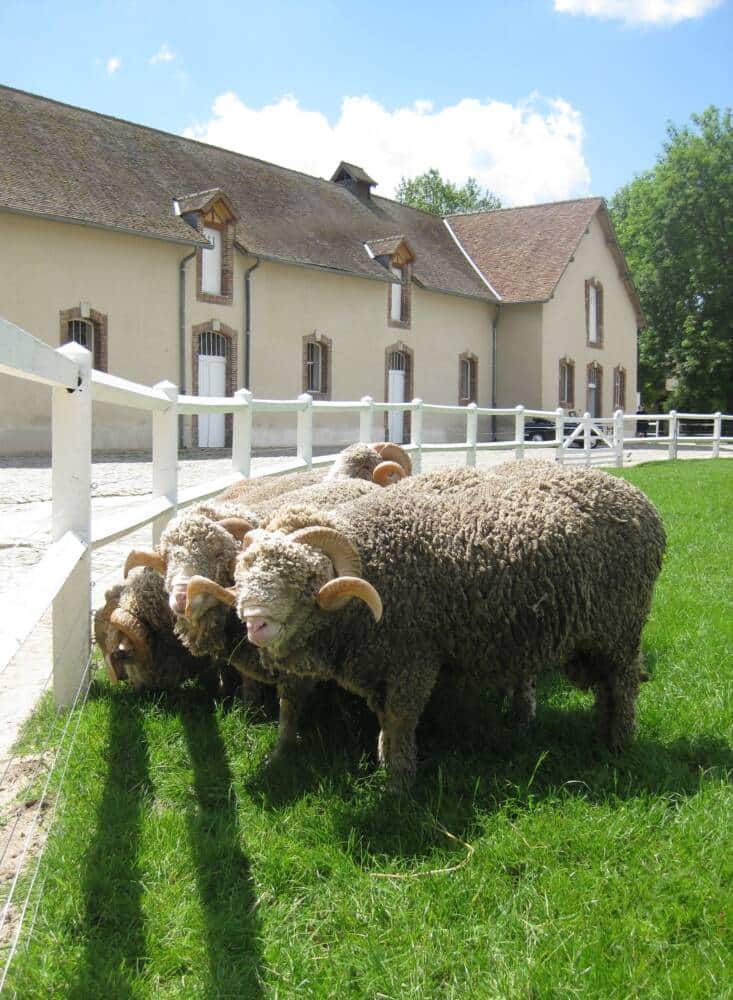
124, 550, 166, 578
219, 517, 257, 542
317, 577, 383, 622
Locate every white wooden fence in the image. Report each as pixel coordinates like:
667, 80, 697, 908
1, 317, 731, 707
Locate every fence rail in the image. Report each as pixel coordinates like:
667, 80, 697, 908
1, 319, 731, 706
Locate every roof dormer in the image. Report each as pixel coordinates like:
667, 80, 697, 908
174, 187, 238, 231
331, 161, 376, 200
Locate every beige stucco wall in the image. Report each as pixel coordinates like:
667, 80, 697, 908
0, 212, 186, 454
541, 215, 638, 415
244, 259, 495, 446
495, 303, 543, 409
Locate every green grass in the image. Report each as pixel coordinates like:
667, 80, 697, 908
5, 459, 733, 998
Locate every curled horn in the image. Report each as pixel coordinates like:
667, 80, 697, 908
185, 575, 237, 617
376, 443, 412, 476
105, 609, 151, 683
317, 577, 383, 622
288, 526, 362, 578
124, 549, 166, 578
218, 517, 257, 541
372, 460, 406, 487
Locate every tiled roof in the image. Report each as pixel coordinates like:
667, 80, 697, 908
0, 86, 494, 301
366, 235, 409, 257
448, 199, 605, 303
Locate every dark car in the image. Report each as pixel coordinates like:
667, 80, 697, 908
524, 416, 602, 448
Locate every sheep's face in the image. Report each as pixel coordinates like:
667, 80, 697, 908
159, 514, 241, 620
94, 588, 156, 692
234, 530, 334, 656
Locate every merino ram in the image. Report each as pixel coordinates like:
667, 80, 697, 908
189, 462, 666, 786
102, 442, 410, 704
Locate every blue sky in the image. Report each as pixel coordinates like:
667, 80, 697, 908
1, 0, 731, 206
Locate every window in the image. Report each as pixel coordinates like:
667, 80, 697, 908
302, 333, 331, 399
613, 366, 627, 410
390, 265, 405, 323
384, 343, 413, 442
459, 353, 478, 405
585, 278, 604, 347
559, 357, 575, 409
202, 226, 223, 296
586, 362, 603, 418
60, 306, 108, 371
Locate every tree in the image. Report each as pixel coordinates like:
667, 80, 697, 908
610, 107, 733, 413
395, 168, 501, 216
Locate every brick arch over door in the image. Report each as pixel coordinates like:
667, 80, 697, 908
191, 321, 238, 447
384, 342, 413, 442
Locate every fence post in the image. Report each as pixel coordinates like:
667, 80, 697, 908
668, 410, 678, 461
359, 395, 374, 444
712, 411, 721, 459
555, 407, 565, 465
582, 411, 593, 467
466, 403, 478, 468
232, 388, 253, 478
152, 380, 178, 546
297, 392, 313, 467
514, 405, 525, 461
52, 342, 92, 708
410, 398, 423, 474
613, 409, 625, 468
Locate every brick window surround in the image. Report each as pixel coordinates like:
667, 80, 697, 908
301, 333, 332, 400
59, 306, 108, 371
191, 321, 238, 447
196, 215, 235, 306
613, 365, 627, 411
387, 260, 412, 329
558, 356, 575, 409
384, 342, 413, 441
585, 278, 604, 349
458, 352, 478, 405
586, 361, 603, 418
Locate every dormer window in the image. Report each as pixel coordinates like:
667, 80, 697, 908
390, 264, 406, 323
365, 235, 414, 330
202, 226, 223, 296
176, 188, 237, 305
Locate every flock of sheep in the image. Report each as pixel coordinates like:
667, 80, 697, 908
94, 442, 666, 787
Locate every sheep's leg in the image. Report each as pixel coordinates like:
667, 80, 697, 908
272, 677, 315, 757
378, 662, 439, 789
592, 653, 642, 751
509, 676, 537, 729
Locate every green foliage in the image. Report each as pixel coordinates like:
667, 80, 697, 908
5, 460, 733, 998
395, 167, 501, 216
611, 107, 733, 412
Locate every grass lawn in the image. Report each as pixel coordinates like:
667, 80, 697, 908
4, 459, 732, 998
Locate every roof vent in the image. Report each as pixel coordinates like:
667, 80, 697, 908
331, 161, 376, 200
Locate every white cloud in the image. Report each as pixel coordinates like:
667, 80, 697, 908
105, 56, 122, 75
553, 0, 723, 25
150, 43, 175, 65
183, 92, 591, 206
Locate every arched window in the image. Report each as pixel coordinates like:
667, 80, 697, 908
559, 357, 575, 409
458, 353, 478, 405
302, 333, 331, 399
60, 306, 108, 371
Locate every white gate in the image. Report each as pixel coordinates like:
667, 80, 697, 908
197, 331, 226, 448
388, 350, 406, 443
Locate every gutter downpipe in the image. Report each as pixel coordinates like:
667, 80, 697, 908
235, 247, 261, 391
179, 248, 197, 448
492, 303, 501, 440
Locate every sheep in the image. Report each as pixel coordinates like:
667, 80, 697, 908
93, 567, 215, 692
95, 441, 410, 693
189, 463, 666, 787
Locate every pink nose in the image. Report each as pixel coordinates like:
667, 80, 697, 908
170, 588, 188, 615
246, 616, 268, 641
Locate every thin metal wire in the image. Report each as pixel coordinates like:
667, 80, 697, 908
0, 651, 94, 991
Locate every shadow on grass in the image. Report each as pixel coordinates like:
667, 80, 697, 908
178, 695, 264, 999
73, 689, 152, 997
